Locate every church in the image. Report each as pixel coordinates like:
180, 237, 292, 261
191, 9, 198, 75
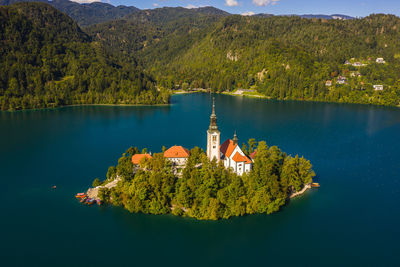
206, 98, 253, 175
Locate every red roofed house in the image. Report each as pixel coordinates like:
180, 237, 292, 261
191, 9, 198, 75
206, 98, 253, 176
132, 153, 152, 165
164, 146, 190, 166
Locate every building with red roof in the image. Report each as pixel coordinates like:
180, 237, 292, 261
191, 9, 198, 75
205, 98, 253, 175
132, 153, 152, 165
164, 146, 190, 166
220, 132, 253, 175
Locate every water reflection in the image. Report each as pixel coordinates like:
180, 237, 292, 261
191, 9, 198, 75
0, 104, 171, 123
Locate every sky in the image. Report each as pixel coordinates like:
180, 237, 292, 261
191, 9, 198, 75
71, 0, 400, 17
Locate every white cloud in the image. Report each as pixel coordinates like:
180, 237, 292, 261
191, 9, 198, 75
225, 0, 239, 7
153, 3, 159, 7
185, 4, 197, 9
252, 0, 280, 6
69, 0, 101, 3
242, 11, 255, 16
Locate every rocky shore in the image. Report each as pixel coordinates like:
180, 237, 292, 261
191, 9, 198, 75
86, 177, 121, 199
290, 184, 312, 199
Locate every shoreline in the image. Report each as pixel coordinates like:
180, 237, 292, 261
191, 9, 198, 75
221, 91, 271, 99
5, 89, 400, 111
172, 89, 209, 95
86, 176, 122, 199
66, 103, 170, 107
220, 90, 400, 108
1, 102, 171, 112
290, 184, 312, 199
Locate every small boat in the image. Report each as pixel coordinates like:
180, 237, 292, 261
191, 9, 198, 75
75, 193, 85, 198
311, 183, 320, 188
96, 199, 102, 205
86, 198, 96, 205
80, 197, 87, 203
52, 186, 57, 189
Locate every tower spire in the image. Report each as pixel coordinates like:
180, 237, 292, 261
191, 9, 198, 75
207, 96, 220, 163
209, 97, 218, 131
212, 97, 215, 116
233, 130, 238, 145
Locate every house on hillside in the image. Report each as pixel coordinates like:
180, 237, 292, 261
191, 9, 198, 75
376, 58, 386, 64
352, 62, 363, 67
325, 80, 332, 87
360, 81, 366, 90
373, 85, 384, 91
164, 146, 190, 166
337, 76, 347, 84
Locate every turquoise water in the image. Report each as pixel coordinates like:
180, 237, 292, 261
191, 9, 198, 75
1, 93, 400, 266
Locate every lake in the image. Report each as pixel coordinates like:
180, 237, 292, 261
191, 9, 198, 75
1, 93, 399, 266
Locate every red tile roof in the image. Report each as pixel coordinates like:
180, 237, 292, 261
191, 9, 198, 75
164, 146, 190, 158
232, 152, 252, 164
220, 139, 237, 158
250, 150, 257, 159
131, 154, 152, 165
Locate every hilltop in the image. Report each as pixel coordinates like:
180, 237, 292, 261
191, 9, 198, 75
0, 0, 139, 26
0, 0, 230, 26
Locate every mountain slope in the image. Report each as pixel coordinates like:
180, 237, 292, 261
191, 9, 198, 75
86, 7, 227, 58
0, 0, 139, 26
136, 14, 400, 106
0, 2, 168, 110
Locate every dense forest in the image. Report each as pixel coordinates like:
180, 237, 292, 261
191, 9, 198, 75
87, 8, 400, 107
1, 2, 400, 109
0, 3, 169, 110
95, 141, 315, 220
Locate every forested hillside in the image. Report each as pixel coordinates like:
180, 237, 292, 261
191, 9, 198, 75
1, 1, 400, 108
0, 3, 169, 110
0, 0, 139, 26
86, 7, 227, 59
88, 10, 400, 106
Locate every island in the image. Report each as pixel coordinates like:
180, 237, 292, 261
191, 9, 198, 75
82, 99, 316, 220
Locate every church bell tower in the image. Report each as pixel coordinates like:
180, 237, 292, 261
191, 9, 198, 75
207, 97, 220, 162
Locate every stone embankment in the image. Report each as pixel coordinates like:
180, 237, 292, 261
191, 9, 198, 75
173, 88, 209, 95
290, 184, 312, 199
223, 90, 269, 99
86, 176, 121, 199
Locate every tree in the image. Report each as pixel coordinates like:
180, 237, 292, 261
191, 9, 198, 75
92, 178, 102, 187
248, 138, 257, 153
241, 143, 248, 155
